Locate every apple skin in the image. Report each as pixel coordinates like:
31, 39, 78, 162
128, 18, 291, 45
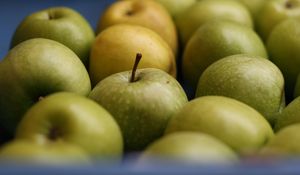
256, 0, 300, 41
97, 0, 178, 55
182, 21, 267, 94
175, 0, 253, 45
89, 24, 176, 86
260, 123, 300, 156
267, 19, 300, 101
10, 7, 95, 66
196, 54, 285, 126
165, 96, 274, 155
89, 68, 188, 151
0, 140, 91, 165
15, 92, 123, 161
275, 96, 300, 131
0, 38, 91, 139
137, 132, 238, 165
154, 0, 196, 18
236, 0, 270, 19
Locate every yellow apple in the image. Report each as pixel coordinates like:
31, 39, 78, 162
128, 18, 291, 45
96, 0, 178, 55
89, 24, 176, 86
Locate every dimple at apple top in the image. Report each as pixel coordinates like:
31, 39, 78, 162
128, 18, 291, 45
0, 0, 300, 175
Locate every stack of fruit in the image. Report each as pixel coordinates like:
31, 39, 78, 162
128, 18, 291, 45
1, 0, 300, 167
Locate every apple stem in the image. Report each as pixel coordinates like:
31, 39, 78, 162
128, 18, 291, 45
126, 10, 134, 16
130, 53, 142, 83
48, 127, 60, 141
49, 12, 55, 20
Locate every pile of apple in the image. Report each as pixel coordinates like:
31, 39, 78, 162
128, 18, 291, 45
0, 0, 300, 166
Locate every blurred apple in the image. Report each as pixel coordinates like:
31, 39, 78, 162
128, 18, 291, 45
261, 123, 300, 156
89, 24, 176, 86
236, 0, 270, 19
89, 54, 188, 151
10, 7, 95, 66
0, 140, 90, 165
256, 0, 300, 41
182, 21, 267, 94
137, 132, 238, 165
196, 54, 285, 126
267, 19, 300, 101
0, 38, 91, 139
154, 0, 196, 18
15, 92, 123, 161
175, 0, 253, 45
165, 96, 274, 155
275, 96, 300, 131
97, 0, 178, 54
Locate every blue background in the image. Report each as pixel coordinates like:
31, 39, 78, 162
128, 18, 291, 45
0, 1, 299, 174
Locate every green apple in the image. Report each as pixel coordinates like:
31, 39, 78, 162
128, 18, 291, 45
10, 7, 95, 66
175, 0, 253, 45
0, 140, 90, 165
137, 132, 238, 165
89, 54, 188, 151
89, 24, 176, 86
15, 92, 123, 161
236, 0, 270, 19
196, 54, 285, 126
256, 0, 300, 41
0, 38, 91, 139
154, 0, 196, 18
267, 19, 300, 101
97, 0, 178, 55
165, 96, 274, 155
260, 123, 300, 156
275, 96, 300, 131
182, 21, 267, 94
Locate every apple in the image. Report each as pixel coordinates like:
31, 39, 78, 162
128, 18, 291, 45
0, 140, 91, 165
15, 92, 123, 161
0, 38, 91, 139
196, 54, 285, 126
96, 0, 178, 55
182, 21, 267, 94
10, 7, 95, 66
165, 96, 274, 155
236, 0, 270, 19
154, 0, 196, 18
175, 0, 253, 45
137, 131, 238, 165
260, 123, 300, 156
256, 0, 300, 41
275, 96, 300, 131
89, 24, 176, 86
89, 53, 188, 151
267, 19, 300, 101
